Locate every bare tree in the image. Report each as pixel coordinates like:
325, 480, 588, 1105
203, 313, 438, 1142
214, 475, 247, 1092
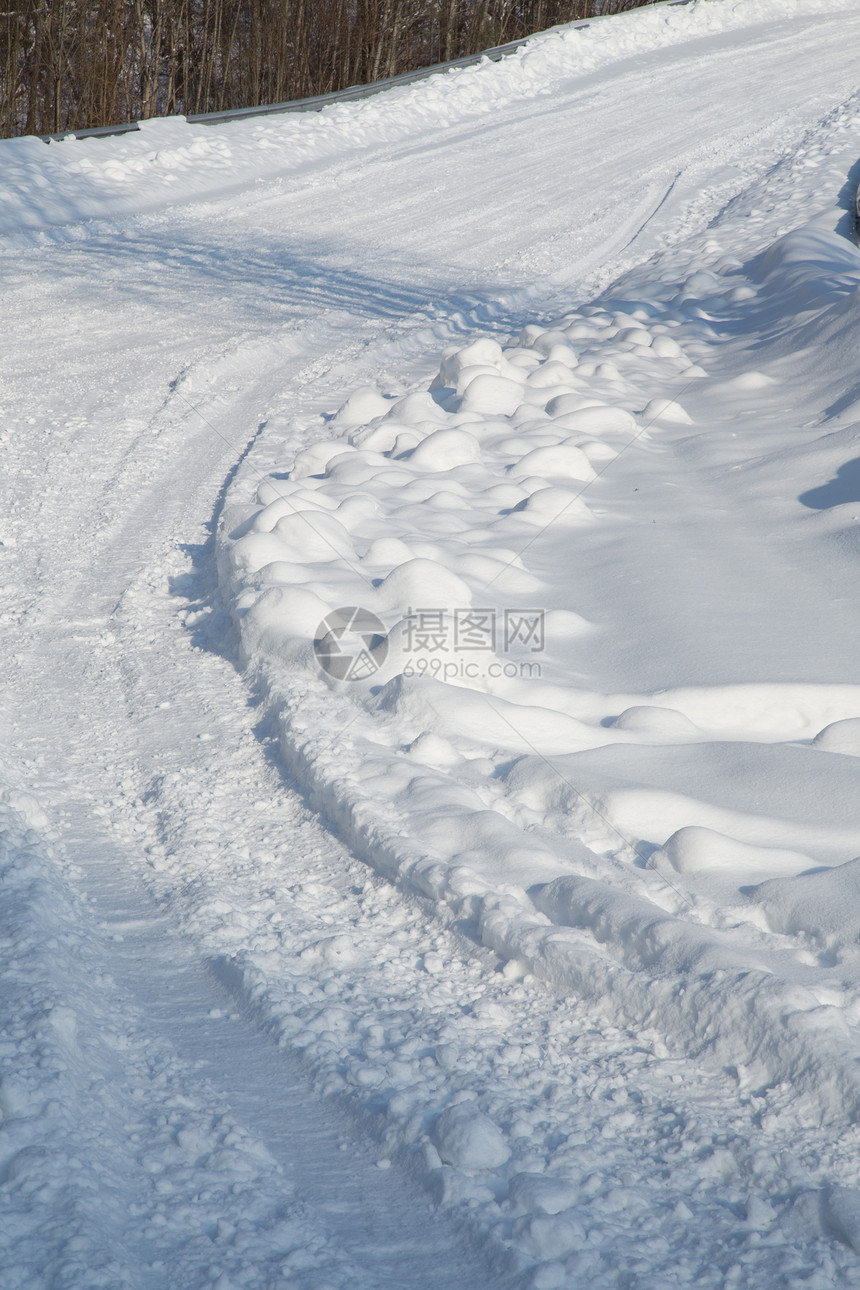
0, 0, 657, 139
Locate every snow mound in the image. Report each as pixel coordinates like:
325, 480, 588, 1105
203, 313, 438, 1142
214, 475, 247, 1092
610, 705, 700, 736
508, 1172, 580, 1216
653, 826, 811, 879
813, 717, 860, 755
220, 161, 860, 1131
750, 855, 860, 945
430, 1102, 510, 1171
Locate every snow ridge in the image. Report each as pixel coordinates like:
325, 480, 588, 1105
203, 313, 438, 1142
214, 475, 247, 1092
219, 118, 860, 1134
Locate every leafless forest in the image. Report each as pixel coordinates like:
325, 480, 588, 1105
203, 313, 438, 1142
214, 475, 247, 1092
0, 0, 654, 138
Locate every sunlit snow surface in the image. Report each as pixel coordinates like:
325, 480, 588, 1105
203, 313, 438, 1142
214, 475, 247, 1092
5, 1, 860, 1286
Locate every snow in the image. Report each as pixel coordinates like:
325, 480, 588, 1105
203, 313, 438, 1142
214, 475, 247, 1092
0, 0, 854, 244
6, 0, 860, 1285
0, 789, 403, 1290
430, 1101, 511, 1171
220, 208, 860, 1137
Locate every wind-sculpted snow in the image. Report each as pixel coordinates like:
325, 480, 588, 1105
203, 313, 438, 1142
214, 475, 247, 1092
221, 178, 860, 1160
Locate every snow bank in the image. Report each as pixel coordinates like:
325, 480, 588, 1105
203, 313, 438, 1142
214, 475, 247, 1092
1, 0, 857, 240
219, 182, 860, 1128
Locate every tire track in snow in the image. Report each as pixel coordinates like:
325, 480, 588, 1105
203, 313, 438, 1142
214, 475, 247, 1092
3, 292, 858, 1286
0, 320, 513, 1290
6, 13, 860, 1281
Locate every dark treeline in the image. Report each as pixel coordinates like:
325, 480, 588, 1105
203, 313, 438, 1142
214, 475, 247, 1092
0, 0, 654, 139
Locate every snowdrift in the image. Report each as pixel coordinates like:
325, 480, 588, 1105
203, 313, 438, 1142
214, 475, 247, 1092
219, 209, 860, 1124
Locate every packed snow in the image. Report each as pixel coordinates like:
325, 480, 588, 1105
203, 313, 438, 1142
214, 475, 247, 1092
4, 0, 860, 1286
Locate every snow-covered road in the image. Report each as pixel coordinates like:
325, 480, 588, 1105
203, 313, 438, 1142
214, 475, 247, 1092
5, 1, 860, 1286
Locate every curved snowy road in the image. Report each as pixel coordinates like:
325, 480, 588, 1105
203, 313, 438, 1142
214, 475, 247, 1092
4, 2, 860, 1286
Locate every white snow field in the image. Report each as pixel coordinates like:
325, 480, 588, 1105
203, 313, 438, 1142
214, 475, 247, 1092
6, 0, 860, 1285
